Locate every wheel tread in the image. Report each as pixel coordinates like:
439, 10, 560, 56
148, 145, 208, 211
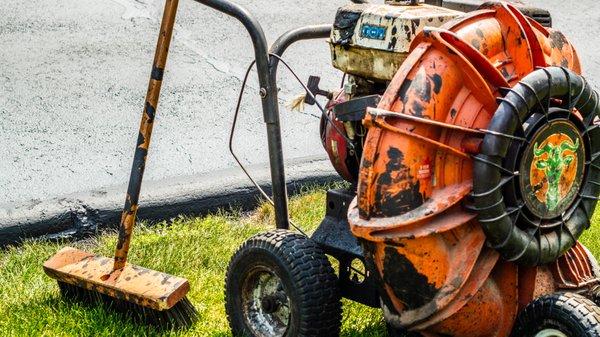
225, 229, 342, 337
512, 292, 600, 337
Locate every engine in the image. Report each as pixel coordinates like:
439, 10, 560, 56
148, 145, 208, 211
322, 0, 462, 183
319, 0, 552, 184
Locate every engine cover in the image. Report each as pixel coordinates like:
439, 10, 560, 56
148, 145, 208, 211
329, 3, 462, 81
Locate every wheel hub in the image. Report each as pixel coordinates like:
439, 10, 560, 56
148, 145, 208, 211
260, 294, 283, 314
241, 266, 290, 337
519, 118, 586, 219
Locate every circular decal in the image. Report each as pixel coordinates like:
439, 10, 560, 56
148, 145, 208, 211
519, 120, 585, 219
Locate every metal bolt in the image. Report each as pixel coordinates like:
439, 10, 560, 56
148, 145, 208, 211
259, 88, 267, 98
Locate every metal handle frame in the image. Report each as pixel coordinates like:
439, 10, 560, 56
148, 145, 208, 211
114, 0, 332, 269
119, 0, 543, 271
192, 0, 331, 230
196, 0, 289, 230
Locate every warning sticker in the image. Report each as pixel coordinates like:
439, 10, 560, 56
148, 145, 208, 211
417, 164, 431, 179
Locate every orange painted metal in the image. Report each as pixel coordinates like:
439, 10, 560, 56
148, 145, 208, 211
364, 214, 485, 323
349, 2, 586, 335
552, 242, 600, 289
426, 261, 518, 337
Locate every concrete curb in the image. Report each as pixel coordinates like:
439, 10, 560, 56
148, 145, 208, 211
0, 156, 340, 247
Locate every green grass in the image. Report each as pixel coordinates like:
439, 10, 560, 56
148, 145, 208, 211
0, 185, 385, 337
1, 184, 599, 336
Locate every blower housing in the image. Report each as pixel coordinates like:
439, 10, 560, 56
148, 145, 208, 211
320, 1, 600, 335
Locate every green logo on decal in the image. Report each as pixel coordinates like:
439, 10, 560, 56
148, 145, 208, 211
533, 137, 580, 211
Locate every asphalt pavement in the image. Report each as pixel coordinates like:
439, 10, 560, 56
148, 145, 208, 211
0, 0, 345, 207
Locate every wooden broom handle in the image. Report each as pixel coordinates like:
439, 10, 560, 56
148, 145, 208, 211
113, 0, 179, 271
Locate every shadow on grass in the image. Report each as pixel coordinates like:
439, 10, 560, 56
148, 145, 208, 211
12, 290, 388, 337
9, 292, 207, 336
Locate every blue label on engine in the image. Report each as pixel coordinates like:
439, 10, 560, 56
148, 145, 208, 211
360, 24, 387, 40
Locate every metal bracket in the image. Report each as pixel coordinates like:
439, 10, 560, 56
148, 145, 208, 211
333, 95, 381, 122
311, 189, 380, 308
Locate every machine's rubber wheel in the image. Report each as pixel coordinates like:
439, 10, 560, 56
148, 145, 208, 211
225, 229, 342, 337
511, 292, 600, 337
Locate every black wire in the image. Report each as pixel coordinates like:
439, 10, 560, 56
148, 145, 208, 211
269, 53, 356, 150
228, 60, 273, 202
228, 54, 367, 237
228, 59, 310, 237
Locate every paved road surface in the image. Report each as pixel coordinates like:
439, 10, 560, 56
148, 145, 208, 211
0, 0, 598, 206
0, 0, 346, 206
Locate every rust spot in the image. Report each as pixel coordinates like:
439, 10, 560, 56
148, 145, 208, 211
411, 19, 421, 36
475, 28, 484, 39
413, 71, 432, 103
398, 79, 413, 99
145, 102, 156, 123
332, 7, 362, 45
549, 31, 568, 50
430, 74, 442, 95
411, 101, 425, 117
388, 36, 398, 50
404, 25, 412, 40
450, 108, 457, 119
361, 242, 399, 313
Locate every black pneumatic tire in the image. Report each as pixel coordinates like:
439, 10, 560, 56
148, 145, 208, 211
511, 292, 600, 337
225, 230, 342, 337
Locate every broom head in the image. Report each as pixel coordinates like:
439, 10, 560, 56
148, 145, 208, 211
43, 247, 190, 311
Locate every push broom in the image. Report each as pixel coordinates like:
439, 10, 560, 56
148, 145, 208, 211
43, 0, 196, 326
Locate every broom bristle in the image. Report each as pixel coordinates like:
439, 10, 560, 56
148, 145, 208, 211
57, 281, 197, 328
